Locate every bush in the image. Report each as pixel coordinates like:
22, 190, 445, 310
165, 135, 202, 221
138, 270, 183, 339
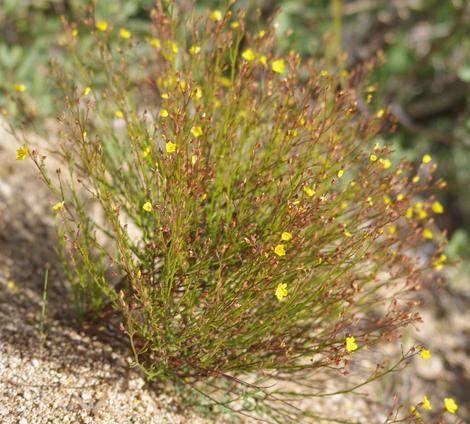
15, 2, 446, 422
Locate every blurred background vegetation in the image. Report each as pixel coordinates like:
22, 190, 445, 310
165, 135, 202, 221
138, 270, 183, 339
1, 0, 469, 266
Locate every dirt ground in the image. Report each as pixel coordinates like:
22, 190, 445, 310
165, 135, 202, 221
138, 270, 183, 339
0, 118, 468, 423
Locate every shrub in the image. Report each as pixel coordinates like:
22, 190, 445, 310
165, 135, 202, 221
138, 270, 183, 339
15, 1, 446, 422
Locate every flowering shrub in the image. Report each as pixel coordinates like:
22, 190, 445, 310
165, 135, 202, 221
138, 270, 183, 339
15, 2, 448, 422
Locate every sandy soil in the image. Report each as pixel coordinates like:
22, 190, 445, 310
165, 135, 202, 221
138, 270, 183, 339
0, 118, 468, 423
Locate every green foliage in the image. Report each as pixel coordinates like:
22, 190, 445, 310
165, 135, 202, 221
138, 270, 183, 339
11, 3, 448, 421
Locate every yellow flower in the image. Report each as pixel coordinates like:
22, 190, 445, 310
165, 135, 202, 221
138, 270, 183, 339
241, 49, 255, 61
272, 58, 285, 74
52, 201, 65, 212
422, 228, 433, 240
274, 244, 286, 257
119, 28, 132, 39
410, 405, 421, 418
191, 154, 198, 165
189, 45, 201, 55
190, 126, 203, 137
376, 108, 385, 118
115, 110, 123, 118
444, 397, 458, 414
82, 86, 91, 96
95, 20, 108, 32
344, 230, 352, 237
142, 201, 152, 212
369, 153, 378, 162
383, 195, 391, 205
13, 83, 26, 92
422, 154, 432, 164
337, 169, 344, 178
169, 41, 178, 54
159, 108, 169, 118
210, 10, 223, 22
432, 254, 447, 271
406, 208, 413, 219
422, 395, 432, 411
303, 186, 315, 197
420, 348, 431, 359
165, 141, 176, 154
6, 280, 18, 292
142, 146, 151, 158
258, 30, 266, 38
387, 225, 396, 235
230, 21, 240, 29
219, 77, 231, 87
161, 93, 169, 99
275, 283, 288, 300
418, 209, 428, 219
258, 54, 267, 65
431, 201, 444, 214
281, 232, 292, 241
412, 175, 420, 183
16, 146, 28, 161
192, 86, 203, 99
380, 158, 391, 169
345, 336, 358, 352
148, 37, 161, 48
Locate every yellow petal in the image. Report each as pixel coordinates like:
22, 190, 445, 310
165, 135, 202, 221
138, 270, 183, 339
95, 20, 108, 32
444, 398, 458, 414
189, 45, 201, 55
119, 28, 132, 39
165, 142, 176, 154
148, 37, 161, 48
52, 201, 65, 212
272, 58, 285, 74
15, 146, 28, 161
190, 126, 203, 137
345, 336, 358, 352
242, 49, 255, 61
274, 244, 286, 257
142, 201, 152, 212
13, 83, 26, 92
422, 395, 432, 411
422, 228, 433, 240
431, 201, 443, 214
420, 348, 431, 359
380, 158, 391, 169
281, 232, 292, 241
275, 283, 288, 300
210, 10, 223, 22
422, 154, 432, 164
303, 186, 315, 197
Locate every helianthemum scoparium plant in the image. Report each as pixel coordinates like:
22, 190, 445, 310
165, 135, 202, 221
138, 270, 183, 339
12, 1, 449, 422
